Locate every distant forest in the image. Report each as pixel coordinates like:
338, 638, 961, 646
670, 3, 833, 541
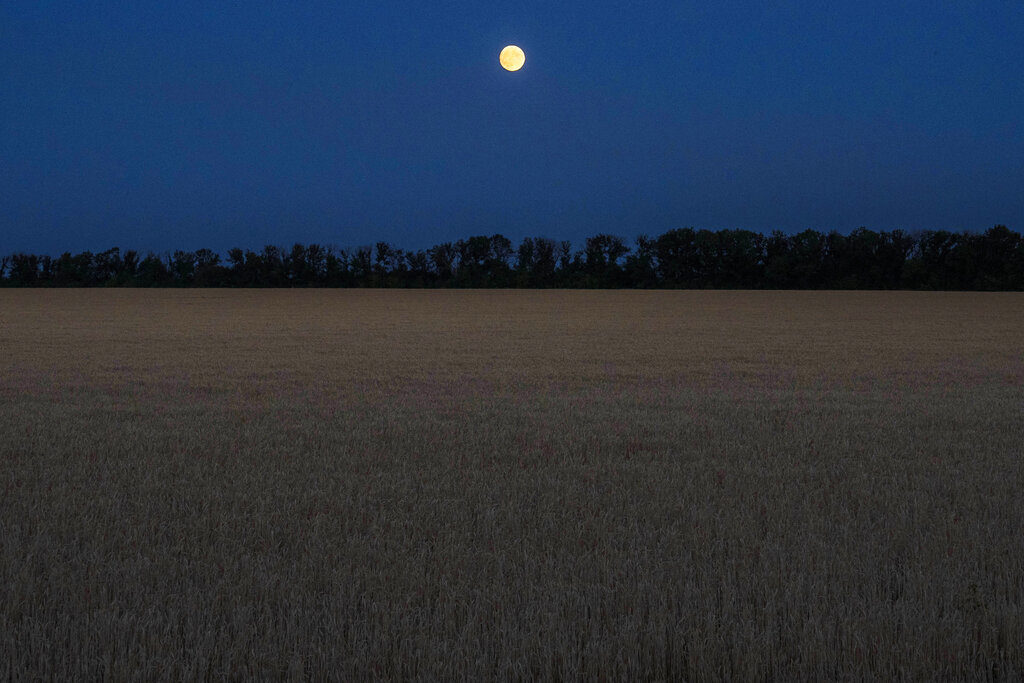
2, 226, 1022, 290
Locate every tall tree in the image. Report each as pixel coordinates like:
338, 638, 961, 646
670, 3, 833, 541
324, 246, 351, 287
350, 246, 373, 286
170, 251, 197, 286
454, 236, 494, 287
374, 242, 405, 287
8, 253, 41, 286
534, 238, 559, 287
194, 248, 226, 287
624, 234, 658, 288
93, 248, 123, 285
404, 249, 431, 287
975, 225, 1021, 290
910, 230, 959, 290
305, 243, 328, 286
876, 229, 915, 289
136, 253, 172, 286
655, 228, 699, 287
427, 242, 457, 285
583, 234, 630, 287
488, 234, 514, 287
787, 229, 828, 289
515, 237, 537, 287
714, 229, 765, 288
119, 250, 140, 286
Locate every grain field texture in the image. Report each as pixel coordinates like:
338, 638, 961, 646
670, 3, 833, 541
1, 290, 1023, 681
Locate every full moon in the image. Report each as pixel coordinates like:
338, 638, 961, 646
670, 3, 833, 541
499, 45, 525, 72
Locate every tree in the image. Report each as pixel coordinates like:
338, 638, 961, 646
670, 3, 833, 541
655, 228, 699, 287
624, 234, 658, 287
93, 248, 123, 285
488, 234, 514, 287
227, 248, 260, 286
325, 246, 350, 287
876, 229, 915, 289
136, 253, 172, 286
404, 249, 431, 287
374, 242, 405, 287
763, 231, 794, 288
7, 253, 40, 286
350, 246, 373, 286
453, 235, 492, 287
582, 234, 630, 287
907, 230, 959, 290
305, 243, 328, 286
257, 245, 287, 286
170, 251, 197, 286
194, 248, 226, 287
692, 230, 722, 287
427, 242, 457, 285
282, 243, 329, 286
452, 235, 514, 287
46, 251, 94, 286
515, 237, 536, 287
556, 241, 574, 285
974, 225, 1021, 290
714, 229, 765, 288
515, 237, 559, 287
841, 228, 886, 288
3, 225, 1020, 290
535, 238, 559, 287
119, 250, 140, 286
787, 229, 828, 288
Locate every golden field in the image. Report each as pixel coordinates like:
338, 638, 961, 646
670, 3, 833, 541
1, 289, 1022, 680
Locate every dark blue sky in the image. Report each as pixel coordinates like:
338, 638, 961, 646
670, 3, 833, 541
3, 0, 1022, 256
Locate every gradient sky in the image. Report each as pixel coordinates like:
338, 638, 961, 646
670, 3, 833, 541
3, 0, 1022, 256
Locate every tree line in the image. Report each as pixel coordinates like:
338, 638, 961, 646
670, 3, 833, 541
2, 226, 1022, 290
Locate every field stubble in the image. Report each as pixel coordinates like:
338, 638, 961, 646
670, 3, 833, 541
1, 289, 1022, 680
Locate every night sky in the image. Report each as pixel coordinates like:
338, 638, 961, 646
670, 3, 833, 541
3, 0, 1022, 256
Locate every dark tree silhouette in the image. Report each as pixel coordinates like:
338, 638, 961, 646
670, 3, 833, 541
374, 242, 407, 287
513, 237, 560, 287
93, 248, 123, 285
3, 226, 1021, 290
623, 234, 658, 288
454, 236, 491, 287
715, 229, 764, 288
404, 249, 431, 287
324, 246, 350, 287
119, 250, 141, 286
908, 230, 960, 290
136, 253, 172, 286
654, 228, 699, 287
427, 242, 457, 284
169, 250, 196, 286
974, 225, 1021, 290
304, 244, 328, 285
194, 248, 227, 287
788, 229, 829, 289
349, 246, 373, 286
8, 253, 41, 286
582, 234, 630, 288
451, 235, 513, 287
515, 237, 537, 287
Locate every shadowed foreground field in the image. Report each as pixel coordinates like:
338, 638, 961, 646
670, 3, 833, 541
2, 290, 1022, 680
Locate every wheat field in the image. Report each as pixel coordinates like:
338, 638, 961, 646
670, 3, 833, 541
1, 289, 1022, 681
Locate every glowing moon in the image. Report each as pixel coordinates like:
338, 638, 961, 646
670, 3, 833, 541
499, 45, 525, 72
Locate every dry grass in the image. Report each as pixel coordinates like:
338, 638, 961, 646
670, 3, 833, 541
1, 289, 1022, 681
